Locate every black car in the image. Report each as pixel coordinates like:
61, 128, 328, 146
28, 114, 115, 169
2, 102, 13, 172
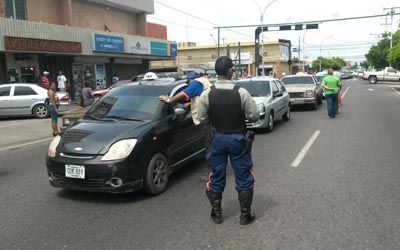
46, 81, 205, 195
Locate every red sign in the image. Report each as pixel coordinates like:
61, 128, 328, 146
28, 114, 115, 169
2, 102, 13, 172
4, 36, 82, 54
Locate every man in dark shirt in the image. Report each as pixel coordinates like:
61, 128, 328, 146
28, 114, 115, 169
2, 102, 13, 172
198, 56, 259, 225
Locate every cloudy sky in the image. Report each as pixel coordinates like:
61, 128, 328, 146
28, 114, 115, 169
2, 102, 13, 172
148, 0, 400, 62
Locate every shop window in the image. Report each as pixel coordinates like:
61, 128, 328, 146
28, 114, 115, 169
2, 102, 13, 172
0, 87, 11, 96
20, 67, 36, 83
14, 86, 37, 96
5, 0, 26, 20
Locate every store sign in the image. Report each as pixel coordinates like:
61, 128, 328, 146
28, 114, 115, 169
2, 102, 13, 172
93, 34, 124, 53
170, 43, 177, 57
4, 36, 82, 53
126, 37, 150, 55
151, 41, 167, 56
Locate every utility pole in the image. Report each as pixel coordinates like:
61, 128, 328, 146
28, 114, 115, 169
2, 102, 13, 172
383, 7, 400, 50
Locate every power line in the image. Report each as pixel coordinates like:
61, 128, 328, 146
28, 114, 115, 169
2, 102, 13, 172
147, 16, 212, 31
154, 1, 253, 39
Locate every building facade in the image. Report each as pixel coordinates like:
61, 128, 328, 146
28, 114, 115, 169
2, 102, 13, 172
0, 0, 176, 99
175, 41, 291, 78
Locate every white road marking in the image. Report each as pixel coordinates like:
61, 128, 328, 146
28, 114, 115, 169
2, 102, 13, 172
341, 86, 350, 98
367, 88, 375, 91
291, 130, 321, 167
391, 86, 400, 96
0, 137, 53, 152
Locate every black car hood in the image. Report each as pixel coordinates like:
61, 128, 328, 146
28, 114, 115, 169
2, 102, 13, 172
59, 119, 151, 155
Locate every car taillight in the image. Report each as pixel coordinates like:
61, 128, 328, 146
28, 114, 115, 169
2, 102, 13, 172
60, 95, 70, 101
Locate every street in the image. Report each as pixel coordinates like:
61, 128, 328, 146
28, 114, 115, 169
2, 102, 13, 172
1, 78, 400, 249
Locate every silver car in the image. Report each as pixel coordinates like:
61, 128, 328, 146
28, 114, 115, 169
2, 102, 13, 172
236, 77, 290, 132
0, 83, 70, 119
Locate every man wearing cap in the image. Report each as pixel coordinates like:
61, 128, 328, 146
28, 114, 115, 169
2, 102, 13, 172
159, 71, 211, 125
40, 71, 50, 89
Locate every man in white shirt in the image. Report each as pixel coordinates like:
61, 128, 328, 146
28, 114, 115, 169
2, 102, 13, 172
57, 70, 67, 92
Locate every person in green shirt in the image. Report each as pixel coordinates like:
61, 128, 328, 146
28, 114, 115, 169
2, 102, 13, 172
322, 69, 341, 118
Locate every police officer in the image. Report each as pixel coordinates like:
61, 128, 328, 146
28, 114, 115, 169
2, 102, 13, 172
198, 56, 259, 225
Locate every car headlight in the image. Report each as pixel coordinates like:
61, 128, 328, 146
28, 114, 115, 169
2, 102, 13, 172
101, 139, 137, 161
257, 103, 266, 114
305, 90, 314, 97
48, 135, 61, 157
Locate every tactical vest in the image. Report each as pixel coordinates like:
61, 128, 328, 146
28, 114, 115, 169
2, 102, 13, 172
208, 85, 246, 133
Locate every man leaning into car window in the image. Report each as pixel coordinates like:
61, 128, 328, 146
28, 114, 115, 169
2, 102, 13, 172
159, 71, 211, 125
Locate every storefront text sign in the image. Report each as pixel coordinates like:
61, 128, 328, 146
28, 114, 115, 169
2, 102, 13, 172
4, 36, 82, 53
93, 34, 124, 53
151, 41, 167, 56
126, 37, 150, 55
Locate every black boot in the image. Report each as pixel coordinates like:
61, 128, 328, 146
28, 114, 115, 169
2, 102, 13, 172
238, 190, 255, 225
206, 190, 222, 224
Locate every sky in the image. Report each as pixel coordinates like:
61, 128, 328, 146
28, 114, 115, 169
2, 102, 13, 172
148, 0, 400, 63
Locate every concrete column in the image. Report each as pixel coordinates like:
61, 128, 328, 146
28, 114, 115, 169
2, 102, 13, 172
59, 0, 72, 26
136, 13, 147, 36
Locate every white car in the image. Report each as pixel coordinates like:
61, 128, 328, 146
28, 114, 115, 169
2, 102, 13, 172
235, 77, 290, 132
0, 83, 70, 119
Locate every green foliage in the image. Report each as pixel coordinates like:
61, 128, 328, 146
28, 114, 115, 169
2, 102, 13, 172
311, 57, 347, 71
360, 61, 370, 69
388, 44, 400, 69
365, 38, 390, 69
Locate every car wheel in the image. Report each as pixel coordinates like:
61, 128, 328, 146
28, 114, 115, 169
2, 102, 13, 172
33, 104, 48, 119
369, 76, 377, 84
265, 112, 274, 132
282, 106, 290, 121
143, 153, 170, 196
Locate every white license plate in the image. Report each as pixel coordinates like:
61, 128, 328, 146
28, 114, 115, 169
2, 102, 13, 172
65, 165, 85, 179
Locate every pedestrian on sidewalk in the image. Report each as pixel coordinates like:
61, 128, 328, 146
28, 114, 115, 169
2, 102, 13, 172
57, 70, 67, 92
198, 56, 259, 225
80, 81, 93, 107
40, 71, 50, 89
322, 69, 341, 118
47, 82, 60, 136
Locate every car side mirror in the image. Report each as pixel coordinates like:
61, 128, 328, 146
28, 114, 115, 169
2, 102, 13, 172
273, 92, 283, 98
174, 107, 187, 116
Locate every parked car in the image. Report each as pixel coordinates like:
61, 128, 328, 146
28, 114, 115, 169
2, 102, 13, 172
362, 67, 400, 84
281, 75, 323, 110
235, 77, 290, 132
0, 83, 69, 119
46, 80, 206, 195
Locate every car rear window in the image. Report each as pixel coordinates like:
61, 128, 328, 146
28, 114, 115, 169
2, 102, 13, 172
235, 81, 271, 97
281, 76, 314, 85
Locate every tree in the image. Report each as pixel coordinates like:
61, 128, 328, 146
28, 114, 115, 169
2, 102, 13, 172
360, 61, 370, 69
388, 44, 400, 69
365, 38, 391, 69
311, 56, 346, 71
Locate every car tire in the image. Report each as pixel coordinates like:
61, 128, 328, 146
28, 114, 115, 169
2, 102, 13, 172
265, 112, 274, 132
143, 153, 170, 196
33, 104, 48, 119
369, 76, 377, 84
282, 106, 290, 121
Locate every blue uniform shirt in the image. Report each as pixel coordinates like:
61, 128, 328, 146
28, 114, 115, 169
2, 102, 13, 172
182, 80, 204, 101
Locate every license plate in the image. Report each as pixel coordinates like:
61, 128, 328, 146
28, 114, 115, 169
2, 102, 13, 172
65, 164, 85, 179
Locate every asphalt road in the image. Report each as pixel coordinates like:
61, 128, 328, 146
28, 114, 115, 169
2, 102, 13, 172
1, 78, 400, 249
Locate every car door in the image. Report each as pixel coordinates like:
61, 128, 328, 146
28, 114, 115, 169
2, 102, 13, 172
271, 80, 284, 117
385, 68, 399, 81
0, 85, 12, 116
276, 80, 289, 114
10, 86, 40, 115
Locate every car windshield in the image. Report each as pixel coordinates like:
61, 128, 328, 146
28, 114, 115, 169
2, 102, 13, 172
85, 87, 161, 121
236, 81, 271, 97
281, 76, 314, 85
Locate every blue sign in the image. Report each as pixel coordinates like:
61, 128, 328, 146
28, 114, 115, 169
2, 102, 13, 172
151, 41, 167, 56
94, 34, 124, 53
170, 43, 177, 57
